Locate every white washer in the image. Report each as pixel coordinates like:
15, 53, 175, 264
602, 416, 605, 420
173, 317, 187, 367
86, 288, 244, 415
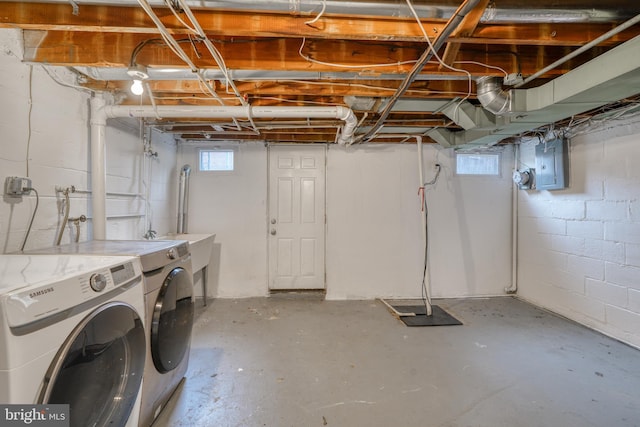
0, 254, 146, 427
25, 240, 195, 427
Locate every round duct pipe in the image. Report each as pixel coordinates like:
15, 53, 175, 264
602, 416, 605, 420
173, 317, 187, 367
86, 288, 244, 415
476, 76, 511, 115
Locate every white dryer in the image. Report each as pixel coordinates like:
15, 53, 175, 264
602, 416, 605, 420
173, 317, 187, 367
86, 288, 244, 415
25, 240, 195, 427
0, 254, 146, 427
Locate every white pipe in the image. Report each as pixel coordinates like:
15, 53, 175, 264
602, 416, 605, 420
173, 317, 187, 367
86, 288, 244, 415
90, 94, 108, 240
88, 101, 357, 241
515, 12, 640, 88
506, 144, 519, 293
104, 105, 357, 144
416, 136, 433, 316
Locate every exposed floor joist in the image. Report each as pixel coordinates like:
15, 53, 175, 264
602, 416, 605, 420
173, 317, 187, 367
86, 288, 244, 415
2, 1, 639, 144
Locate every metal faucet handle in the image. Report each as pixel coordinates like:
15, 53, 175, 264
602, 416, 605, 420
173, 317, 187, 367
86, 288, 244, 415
144, 229, 157, 240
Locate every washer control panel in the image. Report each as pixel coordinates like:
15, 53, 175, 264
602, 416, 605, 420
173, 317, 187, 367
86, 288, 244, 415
4, 257, 141, 329
110, 261, 136, 285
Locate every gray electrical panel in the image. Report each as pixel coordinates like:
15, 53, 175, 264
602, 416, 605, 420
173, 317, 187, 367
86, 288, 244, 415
535, 138, 569, 190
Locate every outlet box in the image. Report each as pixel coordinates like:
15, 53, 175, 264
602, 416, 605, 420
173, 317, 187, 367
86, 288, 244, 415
4, 176, 32, 197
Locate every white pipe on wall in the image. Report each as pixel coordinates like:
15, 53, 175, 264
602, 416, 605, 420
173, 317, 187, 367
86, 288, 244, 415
506, 144, 519, 293
90, 94, 108, 240
89, 101, 357, 240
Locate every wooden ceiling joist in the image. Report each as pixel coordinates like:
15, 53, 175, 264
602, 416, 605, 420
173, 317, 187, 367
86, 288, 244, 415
2, 2, 635, 46
440, 0, 490, 69
4, 1, 640, 145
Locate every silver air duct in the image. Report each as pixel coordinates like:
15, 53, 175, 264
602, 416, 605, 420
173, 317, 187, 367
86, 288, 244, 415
476, 76, 511, 115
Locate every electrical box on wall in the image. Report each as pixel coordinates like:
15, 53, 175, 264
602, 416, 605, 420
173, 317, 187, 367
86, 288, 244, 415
535, 138, 569, 190
513, 168, 535, 190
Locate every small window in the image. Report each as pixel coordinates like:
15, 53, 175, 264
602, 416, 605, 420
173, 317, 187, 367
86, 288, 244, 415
455, 152, 501, 176
199, 149, 234, 172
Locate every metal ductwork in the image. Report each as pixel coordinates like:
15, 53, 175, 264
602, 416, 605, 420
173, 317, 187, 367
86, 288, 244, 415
428, 34, 640, 148
476, 76, 511, 115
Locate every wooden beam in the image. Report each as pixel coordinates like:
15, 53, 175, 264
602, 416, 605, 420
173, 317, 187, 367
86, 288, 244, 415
0, 2, 449, 41
26, 30, 589, 79
2, 2, 637, 46
440, 0, 490, 69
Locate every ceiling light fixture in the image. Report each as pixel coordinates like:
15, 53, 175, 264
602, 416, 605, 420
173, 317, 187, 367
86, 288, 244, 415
126, 64, 149, 80
130, 79, 145, 96
127, 64, 149, 96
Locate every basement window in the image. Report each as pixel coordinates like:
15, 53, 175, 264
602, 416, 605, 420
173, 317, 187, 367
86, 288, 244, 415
199, 149, 234, 172
455, 152, 501, 176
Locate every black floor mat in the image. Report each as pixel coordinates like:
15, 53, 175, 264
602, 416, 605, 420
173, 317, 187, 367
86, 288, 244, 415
391, 305, 463, 327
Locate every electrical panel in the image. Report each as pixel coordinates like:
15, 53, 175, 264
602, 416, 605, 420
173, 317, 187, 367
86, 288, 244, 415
535, 138, 569, 190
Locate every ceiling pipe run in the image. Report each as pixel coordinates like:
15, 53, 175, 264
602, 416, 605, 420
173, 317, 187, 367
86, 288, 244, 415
514, 12, 640, 88
40, 0, 634, 23
104, 105, 356, 144
89, 101, 356, 238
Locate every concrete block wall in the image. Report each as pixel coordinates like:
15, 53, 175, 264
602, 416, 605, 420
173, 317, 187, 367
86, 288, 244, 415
326, 143, 514, 300
0, 29, 176, 252
177, 142, 269, 298
517, 117, 640, 348
180, 142, 514, 300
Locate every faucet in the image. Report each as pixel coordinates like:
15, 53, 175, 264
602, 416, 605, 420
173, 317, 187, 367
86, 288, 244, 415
144, 229, 157, 240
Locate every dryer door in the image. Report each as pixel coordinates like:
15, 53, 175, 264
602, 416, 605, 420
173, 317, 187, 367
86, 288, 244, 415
151, 266, 194, 373
39, 302, 145, 427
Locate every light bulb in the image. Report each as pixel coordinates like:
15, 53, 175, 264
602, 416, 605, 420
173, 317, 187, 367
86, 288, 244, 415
130, 79, 144, 96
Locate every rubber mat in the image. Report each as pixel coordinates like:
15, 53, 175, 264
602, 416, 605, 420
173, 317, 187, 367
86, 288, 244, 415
391, 305, 462, 327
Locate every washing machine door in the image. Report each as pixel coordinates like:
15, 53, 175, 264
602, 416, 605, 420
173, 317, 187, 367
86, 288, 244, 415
39, 302, 145, 427
151, 266, 194, 373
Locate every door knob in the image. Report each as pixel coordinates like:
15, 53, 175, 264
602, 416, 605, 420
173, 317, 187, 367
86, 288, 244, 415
270, 228, 277, 235
271, 218, 277, 224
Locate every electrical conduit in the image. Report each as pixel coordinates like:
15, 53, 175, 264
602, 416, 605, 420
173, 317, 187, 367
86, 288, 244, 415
416, 136, 433, 316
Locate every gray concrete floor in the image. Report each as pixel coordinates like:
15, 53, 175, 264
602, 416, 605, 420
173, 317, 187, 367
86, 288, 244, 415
154, 297, 640, 427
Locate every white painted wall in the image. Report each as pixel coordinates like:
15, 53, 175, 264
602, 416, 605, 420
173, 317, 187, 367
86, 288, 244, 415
326, 144, 514, 299
177, 142, 269, 298
517, 116, 640, 348
0, 29, 176, 253
181, 141, 514, 300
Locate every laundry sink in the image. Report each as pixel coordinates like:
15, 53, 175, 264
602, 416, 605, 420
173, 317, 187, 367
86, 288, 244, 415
162, 233, 215, 272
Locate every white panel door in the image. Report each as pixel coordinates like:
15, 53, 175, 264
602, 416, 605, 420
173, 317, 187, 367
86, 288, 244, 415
268, 145, 326, 290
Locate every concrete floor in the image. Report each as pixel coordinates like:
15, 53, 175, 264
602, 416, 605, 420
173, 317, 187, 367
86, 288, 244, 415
154, 296, 640, 427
